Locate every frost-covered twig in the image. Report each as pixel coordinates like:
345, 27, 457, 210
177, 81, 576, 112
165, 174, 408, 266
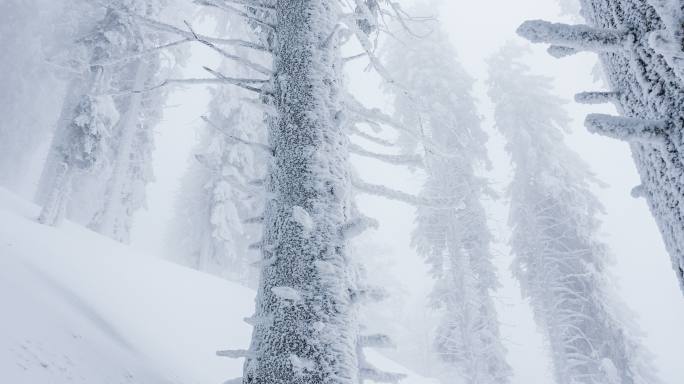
352, 177, 463, 208
359, 334, 395, 349
547, 45, 578, 58
184, 20, 273, 76
202, 115, 273, 154
194, 0, 275, 30
133, 12, 268, 52
243, 215, 264, 224
340, 215, 379, 239
91, 38, 192, 67
349, 143, 423, 167
210, 0, 275, 12
359, 365, 406, 384
574, 91, 621, 105
217, 349, 255, 358
348, 126, 395, 147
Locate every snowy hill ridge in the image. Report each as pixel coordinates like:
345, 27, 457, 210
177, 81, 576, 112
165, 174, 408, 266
0, 188, 432, 384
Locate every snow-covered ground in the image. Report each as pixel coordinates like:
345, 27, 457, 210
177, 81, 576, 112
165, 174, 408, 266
0, 188, 434, 384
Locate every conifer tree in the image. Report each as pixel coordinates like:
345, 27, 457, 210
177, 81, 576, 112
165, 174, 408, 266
488, 44, 661, 384
518, 0, 684, 293
383, 8, 512, 384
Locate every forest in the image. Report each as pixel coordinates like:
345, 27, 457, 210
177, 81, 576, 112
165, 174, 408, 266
1, 0, 684, 383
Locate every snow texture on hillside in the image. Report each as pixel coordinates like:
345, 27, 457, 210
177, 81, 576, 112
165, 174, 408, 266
0, 188, 433, 384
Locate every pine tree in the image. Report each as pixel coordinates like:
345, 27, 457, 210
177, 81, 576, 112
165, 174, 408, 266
382, 9, 512, 384
37, 0, 166, 234
488, 44, 661, 384
517, 0, 684, 293
166, 13, 267, 286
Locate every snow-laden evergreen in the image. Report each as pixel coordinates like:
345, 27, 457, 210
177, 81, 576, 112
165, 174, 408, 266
166, 13, 267, 287
518, 0, 684, 293
36, 0, 168, 240
382, 9, 511, 384
488, 44, 661, 384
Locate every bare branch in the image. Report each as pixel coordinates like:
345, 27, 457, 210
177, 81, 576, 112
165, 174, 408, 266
210, 0, 274, 11
348, 126, 395, 147
352, 177, 463, 208
183, 20, 273, 76
201, 115, 274, 154
195, 0, 275, 30
349, 143, 423, 167
133, 13, 269, 52
92, 38, 192, 67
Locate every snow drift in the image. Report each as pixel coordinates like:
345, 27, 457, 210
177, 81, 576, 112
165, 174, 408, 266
0, 188, 433, 384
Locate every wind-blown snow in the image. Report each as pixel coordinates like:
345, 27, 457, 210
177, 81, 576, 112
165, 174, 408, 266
0, 188, 433, 384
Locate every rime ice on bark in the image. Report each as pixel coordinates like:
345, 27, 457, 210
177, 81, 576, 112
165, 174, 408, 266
520, 0, 684, 292
382, 8, 511, 384
488, 45, 662, 384
238, 1, 362, 383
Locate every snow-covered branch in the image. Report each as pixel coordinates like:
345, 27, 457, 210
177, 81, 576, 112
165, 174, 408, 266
574, 91, 621, 105
348, 126, 395, 147
201, 116, 273, 154
584, 114, 667, 144
216, 349, 255, 359
133, 13, 268, 52
352, 177, 464, 208
194, 0, 275, 30
517, 20, 631, 53
349, 143, 423, 167
359, 334, 395, 349
547, 45, 578, 58
340, 215, 379, 239
183, 21, 273, 76
359, 365, 406, 384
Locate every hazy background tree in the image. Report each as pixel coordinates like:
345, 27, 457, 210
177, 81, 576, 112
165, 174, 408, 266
488, 43, 661, 384
517, 0, 684, 294
166, 12, 267, 287
36, 0, 170, 237
383, 6, 512, 383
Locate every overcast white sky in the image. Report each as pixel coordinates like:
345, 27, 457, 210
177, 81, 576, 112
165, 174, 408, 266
130, 1, 684, 383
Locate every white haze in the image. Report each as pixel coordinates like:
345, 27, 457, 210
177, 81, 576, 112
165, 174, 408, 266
111, 0, 684, 383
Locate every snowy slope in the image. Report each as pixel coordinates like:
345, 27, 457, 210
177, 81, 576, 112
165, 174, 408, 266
0, 188, 435, 384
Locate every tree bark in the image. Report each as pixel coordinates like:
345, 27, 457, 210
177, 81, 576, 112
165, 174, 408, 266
244, 1, 358, 383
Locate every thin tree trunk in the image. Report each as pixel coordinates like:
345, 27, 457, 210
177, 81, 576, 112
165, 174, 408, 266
89, 59, 151, 242
34, 80, 85, 206
37, 162, 73, 226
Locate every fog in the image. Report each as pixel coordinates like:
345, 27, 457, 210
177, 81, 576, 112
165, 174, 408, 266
119, 1, 684, 383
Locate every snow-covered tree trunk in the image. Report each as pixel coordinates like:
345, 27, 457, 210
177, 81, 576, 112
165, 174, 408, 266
488, 45, 661, 384
518, 0, 684, 293
36, 1, 165, 235
382, 10, 511, 383
37, 162, 73, 225
88, 58, 152, 241
243, 1, 359, 383
37, 60, 119, 226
